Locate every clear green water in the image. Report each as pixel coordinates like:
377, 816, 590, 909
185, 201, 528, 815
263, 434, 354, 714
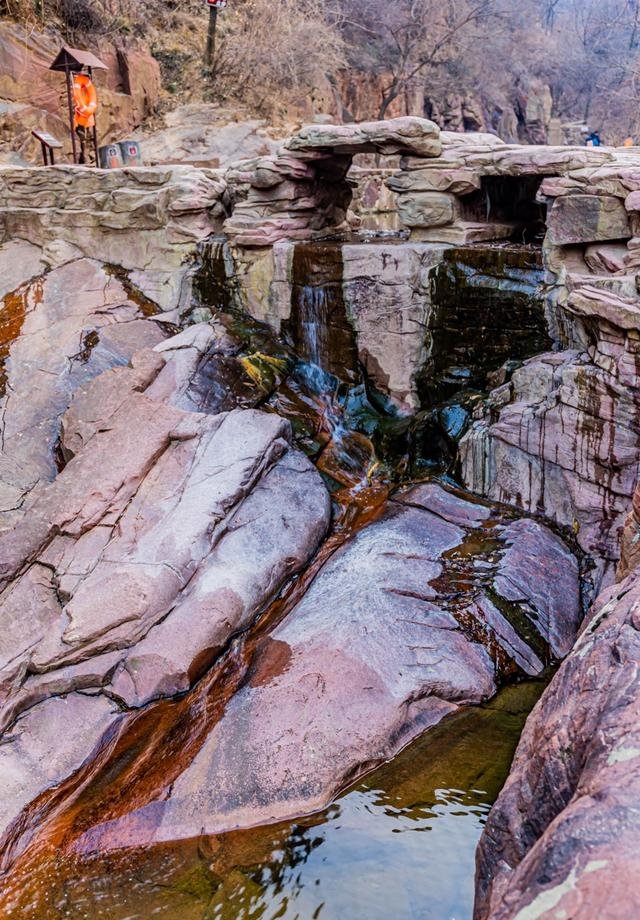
4, 680, 543, 920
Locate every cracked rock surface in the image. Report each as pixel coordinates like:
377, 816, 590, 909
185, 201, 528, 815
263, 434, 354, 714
0, 258, 167, 520
0, 282, 581, 874
0, 254, 333, 862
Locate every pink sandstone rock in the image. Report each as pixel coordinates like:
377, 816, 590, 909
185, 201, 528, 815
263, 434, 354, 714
62, 482, 579, 854
617, 480, 640, 579
0, 326, 331, 851
0, 259, 167, 520
475, 574, 640, 920
460, 329, 640, 588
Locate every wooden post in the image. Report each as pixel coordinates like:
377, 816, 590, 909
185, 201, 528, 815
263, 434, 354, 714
65, 68, 79, 164
205, 4, 218, 71
88, 65, 99, 167
32, 131, 63, 165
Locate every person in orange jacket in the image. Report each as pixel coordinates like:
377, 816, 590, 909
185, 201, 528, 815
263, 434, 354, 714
72, 71, 98, 164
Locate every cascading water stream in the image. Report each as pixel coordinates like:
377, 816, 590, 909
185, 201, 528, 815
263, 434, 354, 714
0, 236, 572, 920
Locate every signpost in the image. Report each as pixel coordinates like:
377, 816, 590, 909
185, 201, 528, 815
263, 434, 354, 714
205, 0, 227, 71
31, 130, 63, 165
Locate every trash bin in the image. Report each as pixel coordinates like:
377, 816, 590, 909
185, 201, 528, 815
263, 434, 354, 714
119, 140, 143, 166
98, 143, 124, 169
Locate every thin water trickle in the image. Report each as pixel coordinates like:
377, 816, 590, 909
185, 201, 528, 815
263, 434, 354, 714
0, 239, 558, 919
299, 285, 330, 368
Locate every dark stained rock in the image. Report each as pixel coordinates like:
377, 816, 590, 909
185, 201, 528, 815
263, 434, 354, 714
474, 574, 640, 920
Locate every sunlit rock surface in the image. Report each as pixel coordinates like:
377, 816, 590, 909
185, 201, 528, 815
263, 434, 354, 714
0, 165, 230, 309
475, 572, 640, 920
35, 480, 581, 856
135, 104, 282, 168
0, 257, 330, 860
285, 117, 442, 158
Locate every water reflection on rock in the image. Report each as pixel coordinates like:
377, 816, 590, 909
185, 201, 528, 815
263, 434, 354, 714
2, 682, 542, 920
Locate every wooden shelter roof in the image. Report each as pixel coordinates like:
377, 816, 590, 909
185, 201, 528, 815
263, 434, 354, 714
49, 46, 108, 72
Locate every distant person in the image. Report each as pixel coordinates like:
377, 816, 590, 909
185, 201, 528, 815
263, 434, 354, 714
585, 130, 601, 147
623, 136, 634, 147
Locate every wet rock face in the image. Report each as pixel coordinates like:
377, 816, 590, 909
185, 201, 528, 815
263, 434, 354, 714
235, 238, 550, 419
474, 574, 640, 920
242, 238, 447, 414
460, 299, 640, 588
0, 480, 580, 863
282, 241, 360, 383
421, 245, 550, 404
0, 326, 332, 855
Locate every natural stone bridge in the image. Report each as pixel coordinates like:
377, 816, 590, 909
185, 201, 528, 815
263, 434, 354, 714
2, 114, 640, 616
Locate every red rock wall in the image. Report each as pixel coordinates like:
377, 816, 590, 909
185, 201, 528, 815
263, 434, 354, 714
0, 22, 160, 163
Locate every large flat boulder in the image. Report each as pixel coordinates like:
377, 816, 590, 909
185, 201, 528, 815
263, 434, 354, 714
285, 117, 442, 158
140, 105, 281, 168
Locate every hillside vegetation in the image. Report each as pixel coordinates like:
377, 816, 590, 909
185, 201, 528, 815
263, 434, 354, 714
2, 0, 640, 143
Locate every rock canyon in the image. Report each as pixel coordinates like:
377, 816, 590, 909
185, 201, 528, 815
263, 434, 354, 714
1, 117, 640, 918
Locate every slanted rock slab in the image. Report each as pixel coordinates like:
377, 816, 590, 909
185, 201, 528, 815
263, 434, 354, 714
0, 332, 331, 853
475, 574, 640, 920
68, 482, 580, 853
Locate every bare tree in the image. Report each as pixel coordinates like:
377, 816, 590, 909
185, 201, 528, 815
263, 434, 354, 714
336, 0, 505, 119
542, 0, 640, 131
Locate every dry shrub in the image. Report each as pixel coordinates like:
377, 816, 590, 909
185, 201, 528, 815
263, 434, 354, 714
210, 0, 346, 116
